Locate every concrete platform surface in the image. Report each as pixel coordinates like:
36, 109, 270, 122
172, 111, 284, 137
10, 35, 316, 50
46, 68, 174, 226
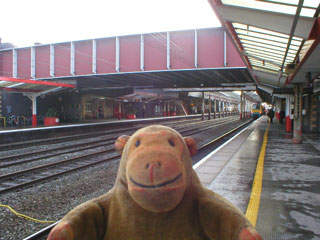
256, 119, 320, 240
195, 117, 266, 212
195, 116, 320, 239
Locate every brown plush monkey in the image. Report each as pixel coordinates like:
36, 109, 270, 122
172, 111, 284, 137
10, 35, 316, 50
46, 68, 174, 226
48, 125, 262, 240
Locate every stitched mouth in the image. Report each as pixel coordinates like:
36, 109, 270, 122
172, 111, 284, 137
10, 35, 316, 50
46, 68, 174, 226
130, 173, 182, 189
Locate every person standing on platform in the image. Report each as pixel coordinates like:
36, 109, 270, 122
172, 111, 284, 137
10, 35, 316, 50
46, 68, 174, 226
267, 107, 275, 123
280, 110, 285, 124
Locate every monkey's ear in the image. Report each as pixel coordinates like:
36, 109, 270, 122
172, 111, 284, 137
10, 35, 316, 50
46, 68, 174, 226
183, 137, 197, 157
115, 135, 130, 155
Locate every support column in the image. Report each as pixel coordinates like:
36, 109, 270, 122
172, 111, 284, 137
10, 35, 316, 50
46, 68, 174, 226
140, 34, 145, 71
214, 99, 216, 119
26, 94, 37, 127
225, 102, 227, 117
201, 92, 205, 121
118, 101, 122, 120
226, 102, 228, 116
286, 95, 293, 132
116, 37, 120, 72
166, 102, 169, 116
92, 39, 97, 74
240, 91, 243, 120
32, 96, 37, 126
293, 84, 303, 144
310, 95, 318, 132
13, 49, 18, 78
222, 102, 225, 117
243, 92, 246, 118
275, 98, 281, 121
208, 94, 211, 120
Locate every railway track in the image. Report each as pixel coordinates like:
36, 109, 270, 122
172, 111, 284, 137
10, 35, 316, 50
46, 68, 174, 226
0, 117, 204, 151
19, 117, 253, 240
0, 116, 237, 169
0, 118, 203, 168
0, 116, 244, 195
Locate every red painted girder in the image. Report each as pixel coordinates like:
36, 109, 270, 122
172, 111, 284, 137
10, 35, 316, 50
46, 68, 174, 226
0, 28, 245, 79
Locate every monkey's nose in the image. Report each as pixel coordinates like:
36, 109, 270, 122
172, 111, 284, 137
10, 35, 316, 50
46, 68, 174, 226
145, 161, 162, 169
145, 162, 162, 183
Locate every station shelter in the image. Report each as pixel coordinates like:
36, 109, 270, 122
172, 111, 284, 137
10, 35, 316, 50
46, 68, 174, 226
210, 0, 320, 141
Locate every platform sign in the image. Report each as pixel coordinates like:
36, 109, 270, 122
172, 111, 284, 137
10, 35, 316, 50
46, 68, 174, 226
314, 79, 320, 93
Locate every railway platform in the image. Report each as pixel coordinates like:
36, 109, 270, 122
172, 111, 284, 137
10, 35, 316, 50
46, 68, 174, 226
194, 115, 320, 239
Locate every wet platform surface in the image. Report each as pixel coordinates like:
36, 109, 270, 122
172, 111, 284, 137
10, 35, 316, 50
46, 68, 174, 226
256, 119, 320, 239
195, 116, 320, 239
194, 118, 264, 212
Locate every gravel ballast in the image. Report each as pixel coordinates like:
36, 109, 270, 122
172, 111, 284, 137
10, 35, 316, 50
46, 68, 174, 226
0, 159, 119, 240
0, 118, 250, 240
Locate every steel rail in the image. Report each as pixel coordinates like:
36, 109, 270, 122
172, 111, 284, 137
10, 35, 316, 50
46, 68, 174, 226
0, 140, 114, 168
0, 117, 203, 151
0, 148, 116, 183
22, 118, 253, 240
0, 155, 119, 194
0, 117, 241, 194
1, 117, 237, 167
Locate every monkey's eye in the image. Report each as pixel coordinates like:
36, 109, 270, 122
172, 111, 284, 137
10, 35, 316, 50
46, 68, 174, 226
135, 140, 141, 147
168, 139, 175, 147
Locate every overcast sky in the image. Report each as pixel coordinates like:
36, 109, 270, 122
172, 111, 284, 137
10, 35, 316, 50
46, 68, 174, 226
1, 0, 221, 48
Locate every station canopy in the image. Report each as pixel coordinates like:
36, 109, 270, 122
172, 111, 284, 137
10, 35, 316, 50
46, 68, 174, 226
0, 76, 76, 95
210, 0, 320, 100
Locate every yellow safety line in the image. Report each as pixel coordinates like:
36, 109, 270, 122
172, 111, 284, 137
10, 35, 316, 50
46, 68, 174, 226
0, 204, 55, 223
245, 124, 269, 227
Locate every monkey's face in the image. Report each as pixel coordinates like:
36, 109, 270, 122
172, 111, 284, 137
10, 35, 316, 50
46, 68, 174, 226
115, 126, 196, 213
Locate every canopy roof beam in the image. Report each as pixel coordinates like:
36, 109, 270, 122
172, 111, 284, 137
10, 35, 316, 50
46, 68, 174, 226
219, 4, 314, 38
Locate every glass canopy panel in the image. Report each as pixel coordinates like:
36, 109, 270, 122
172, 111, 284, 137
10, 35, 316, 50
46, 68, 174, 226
247, 26, 290, 38
247, 50, 295, 61
246, 52, 284, 64
224, 1, 314, 75
237, 31, 290, 44
252, 65, 280, 74
265, 0, 319, 8
245, 49, 285, 59
241, 39, 293, 52
232, 20, 304, 74
249, 60, 281, 70
238, 35, 289, 48
222, 0, 320, 18
242, 44, 296, 58
299, 39, 315, 60
248, 56, 282, 66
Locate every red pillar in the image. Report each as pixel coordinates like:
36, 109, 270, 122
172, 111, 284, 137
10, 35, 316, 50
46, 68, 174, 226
32, 114, 37, 127
30, 94, 38, 127
286, 116, 292, 132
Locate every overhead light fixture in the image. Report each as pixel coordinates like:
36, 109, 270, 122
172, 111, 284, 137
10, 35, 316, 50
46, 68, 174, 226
285, 63, 296, 74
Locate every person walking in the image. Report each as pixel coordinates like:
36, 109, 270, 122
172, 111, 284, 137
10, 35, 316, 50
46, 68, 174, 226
267, 108, 275, 123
